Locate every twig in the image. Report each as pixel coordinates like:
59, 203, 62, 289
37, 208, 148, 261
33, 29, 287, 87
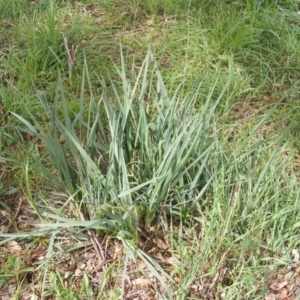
62, 33, 78, 79
78, 211, 107, 271
1, 75, 19, 91
2, 197, 24, 231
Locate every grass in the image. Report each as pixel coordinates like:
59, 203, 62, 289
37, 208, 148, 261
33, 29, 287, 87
1, 0, 300, 299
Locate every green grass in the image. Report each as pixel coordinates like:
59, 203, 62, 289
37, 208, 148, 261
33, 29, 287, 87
1, 0, 300, 299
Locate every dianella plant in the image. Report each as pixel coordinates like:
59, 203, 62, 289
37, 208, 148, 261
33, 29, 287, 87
11, 49, 222, 237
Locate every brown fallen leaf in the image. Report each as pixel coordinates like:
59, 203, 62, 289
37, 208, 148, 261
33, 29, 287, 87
132, 278, 150, 286
64, 271, 73, 280
0, 209, 9, 217
269, 281, 288, 291
284, 270, 294, 281
138, 260, 147, 270
154, 238, 169, 250
7, 241, 22, 254
0, 225, 7, 233
112, 244, 123, 260
74, 267, 83, 276
278, 288, 288, 300
148, 246, 159, 254
18, 222, 29, 230
30, 244, 47, 260
164, 256, 181, 266
265, 293, 276, 300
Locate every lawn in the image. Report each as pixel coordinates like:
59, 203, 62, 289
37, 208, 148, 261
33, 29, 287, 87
1, 0, 300, 299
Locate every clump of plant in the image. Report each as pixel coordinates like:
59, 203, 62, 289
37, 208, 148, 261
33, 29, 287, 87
4, 50, 228, 298
10, 50, 224, 234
